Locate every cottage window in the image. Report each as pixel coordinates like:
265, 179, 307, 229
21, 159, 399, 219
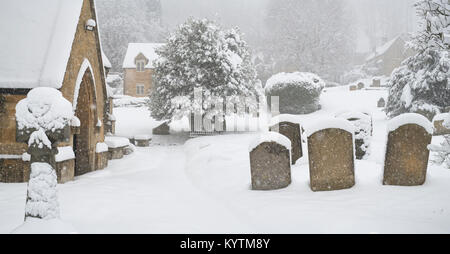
136, 61, 145, 72
136, 84, 145, 95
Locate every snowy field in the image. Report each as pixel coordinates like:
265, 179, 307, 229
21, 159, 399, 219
1, 85, 449, 234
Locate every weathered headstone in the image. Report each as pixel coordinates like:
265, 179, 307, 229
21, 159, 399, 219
372, 78, 381, 87
249, 132, 291, 190
269, 116, 302, 164
377, 98, 386, 108
383, 113, 433, 186
357, 82, 365, 90
307, 119, 355, 191
153, 122, 170, 135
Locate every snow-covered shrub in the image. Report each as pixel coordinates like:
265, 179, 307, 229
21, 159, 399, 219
265, 72, 325, 114
385, 0, 450, 120
149, 18, 258, 122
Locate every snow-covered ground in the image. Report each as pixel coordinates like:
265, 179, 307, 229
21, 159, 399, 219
1, 85, 449, 233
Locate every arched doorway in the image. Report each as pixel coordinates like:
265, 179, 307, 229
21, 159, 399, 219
74, 69, 97, 176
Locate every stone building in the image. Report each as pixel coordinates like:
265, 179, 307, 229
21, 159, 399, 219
122, 43, 164, 97
365, 34, 415, 77
0, 0, 110, 183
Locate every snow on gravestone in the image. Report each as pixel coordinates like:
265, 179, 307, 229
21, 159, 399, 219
335, 111, 372, 160
383, 113, 433, 186
249, 132, 292, 190
306, 119, 356, 191
14, 88, 73, 229
269, 115, 303, 164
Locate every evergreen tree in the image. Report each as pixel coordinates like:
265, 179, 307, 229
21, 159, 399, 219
385, 0, 449, 120
149, 18, 258, 122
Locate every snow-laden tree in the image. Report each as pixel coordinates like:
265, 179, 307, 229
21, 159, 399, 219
385, 0, 450, 120
149, 18, 258, 122
262, 0, 355, 82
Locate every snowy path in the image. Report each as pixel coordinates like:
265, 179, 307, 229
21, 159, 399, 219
0, 144, 251, 233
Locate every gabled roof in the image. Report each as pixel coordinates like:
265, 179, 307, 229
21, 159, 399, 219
0, 0, 84, 89
365, 34, 411, 62
122, 43, 165, 69
102, 50, 112, 69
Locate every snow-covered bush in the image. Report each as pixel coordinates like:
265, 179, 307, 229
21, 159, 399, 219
385, 0, 450, 120
149, 18, 258, 122
265, 72, 325, 114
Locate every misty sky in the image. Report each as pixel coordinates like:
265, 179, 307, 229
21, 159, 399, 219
160, 0, 419, 53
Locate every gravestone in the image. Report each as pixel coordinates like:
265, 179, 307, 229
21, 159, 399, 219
377, 98, 386, 108
269, 120, 302, 164
383, 114, 433, 186
372, 79, 381, 87
335, 111, 372, 160
357, 82, 365, 90
307, 122, 355, 191
249, 133, 291, 190
153, 122, 170, 135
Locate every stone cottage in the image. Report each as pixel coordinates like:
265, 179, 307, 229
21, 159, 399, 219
365, 34, 415, 77
0, 0, 110, 183
122, 43, 164, 97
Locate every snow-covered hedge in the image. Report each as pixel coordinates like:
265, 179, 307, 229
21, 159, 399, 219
265, 72, 325, 114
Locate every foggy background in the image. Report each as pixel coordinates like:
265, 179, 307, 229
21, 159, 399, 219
97, 0, 419, 80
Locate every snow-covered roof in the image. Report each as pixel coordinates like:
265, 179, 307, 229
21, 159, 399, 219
387, 113, 433, 134
0, 0, 84, 89
122, 43, 165, 69
102, 50, 112, 69
365, 35, 407, 62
